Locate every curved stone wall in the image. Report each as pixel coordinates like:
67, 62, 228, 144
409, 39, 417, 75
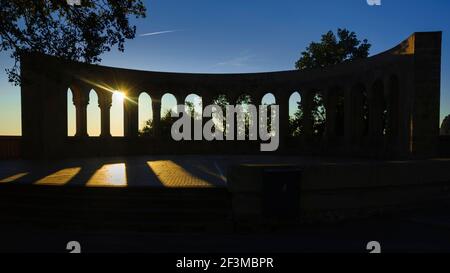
20, 32, 442, 159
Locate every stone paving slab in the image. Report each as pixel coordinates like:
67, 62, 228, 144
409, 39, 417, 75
1, 155, 449, 188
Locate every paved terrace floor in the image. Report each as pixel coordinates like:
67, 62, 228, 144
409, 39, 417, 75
0, 155, 393, 188
0, 155, 450, 188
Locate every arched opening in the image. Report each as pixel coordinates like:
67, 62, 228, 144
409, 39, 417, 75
161, 93, 177, 117
160, 93, 177, 137
262, 93, 276, 106
335, 89, 345, 137
185, 94, 203, 140
371, 80, 386, 137
261, 93, 277, 137
213, 94, 230, 134
110, 91, 125, 137
236, 94, 255, 139
185, 93, 203, 119
289, 91, 302, 137
312, 91, 326, 138
67, 88, 76, 137
138, 92, 153, 136
87, 90, 101, 137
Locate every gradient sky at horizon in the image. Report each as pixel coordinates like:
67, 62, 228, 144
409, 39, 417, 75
0, 0, 449, 136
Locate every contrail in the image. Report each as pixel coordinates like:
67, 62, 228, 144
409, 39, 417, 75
139, 30, 180, 37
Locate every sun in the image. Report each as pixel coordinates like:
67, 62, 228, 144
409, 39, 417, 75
113, 91, 126, 102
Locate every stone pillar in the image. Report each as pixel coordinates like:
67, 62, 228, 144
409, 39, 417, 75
152, 97, 162, 137
124, 91, 139, 137
368, 83, 384, 143
397, 74, 413, 157
301, 90, 314, 139
277, 91, 290, 152
73, 92, 89, 138
175, 93, 185, 107
344, 86, 353, 148
99, 92, 112, 138
410, 32, 442, 157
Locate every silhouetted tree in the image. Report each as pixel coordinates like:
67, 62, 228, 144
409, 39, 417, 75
139, 110, 174, 137
290, 29, 371, 137
213, 94, 230, 135
0, 0, 146, 85
295, 28, 371, 70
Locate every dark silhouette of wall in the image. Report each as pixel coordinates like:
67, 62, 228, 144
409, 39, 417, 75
19, 32, 442, 159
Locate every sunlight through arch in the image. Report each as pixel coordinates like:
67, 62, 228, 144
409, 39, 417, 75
289, 92, 302, 118
262, 93, 276, 106
138, 92, 153, 132
67, 88, 76, 136
161, 93, 177, 118
87, 90, 101, 136
110, 91, 125, 137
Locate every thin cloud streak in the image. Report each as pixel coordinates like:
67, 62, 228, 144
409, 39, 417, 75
139, 30, 181, 37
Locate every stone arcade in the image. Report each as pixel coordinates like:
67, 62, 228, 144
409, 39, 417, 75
20, 32, 441, 159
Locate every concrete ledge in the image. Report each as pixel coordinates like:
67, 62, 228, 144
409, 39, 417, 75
228, 160, 450, 225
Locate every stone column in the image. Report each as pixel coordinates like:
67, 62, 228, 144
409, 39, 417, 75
368, 86, 384, 142
152, 97, 162, 137
99, 92, 112, 138
124, 91, 139, 137
73, 92, 89, 138
344, 86, 353, 148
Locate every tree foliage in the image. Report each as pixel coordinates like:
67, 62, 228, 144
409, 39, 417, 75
139, 110, 175, 137
290, 29, 371, 138
0, 0, 146, 84
295, 28, 371, 70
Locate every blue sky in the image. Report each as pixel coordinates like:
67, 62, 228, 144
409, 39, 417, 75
0, 0, 449, 135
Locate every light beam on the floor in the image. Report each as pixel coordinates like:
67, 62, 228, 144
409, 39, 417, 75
35, 167, 81, 186
147, 160, 212, 188
0, 172, 28, 183
86, 163, 127, 187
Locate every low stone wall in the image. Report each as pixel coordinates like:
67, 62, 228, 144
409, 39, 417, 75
227, 160, 450, 226
0, 136, 21, 160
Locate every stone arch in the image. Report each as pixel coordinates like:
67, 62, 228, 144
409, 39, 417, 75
161, 93, 177, 118
370, 79, 387, 137
289, 91, 302, 137
262, 93, 276, 106
212, 94, 230, 135
67, 88, 76, 137
335, 87, 345, 137
312, 90, 326, 138
351, 83, 369, 139
236, 93, 253, 105
236, 94, 256, 139
110, 91, 125, 137
138, 92, 153, 134
87, 89, 101, 137
185, 93, 203, 118
387, 75, 400, 142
